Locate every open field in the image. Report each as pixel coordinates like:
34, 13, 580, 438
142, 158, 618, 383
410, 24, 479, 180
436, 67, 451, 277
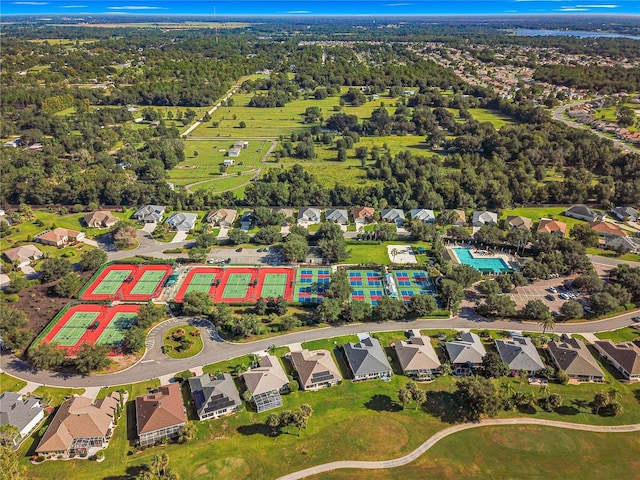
468, 107, 518, 129
0, 372, 27, 393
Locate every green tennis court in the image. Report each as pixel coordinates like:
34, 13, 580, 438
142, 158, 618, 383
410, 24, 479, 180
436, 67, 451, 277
260, 273, 288, 298
51, 312, 99, 346
184, 273, 217, 295
221, 273, 251, 299
97, 313, 137, 347
92, 270, 131, 295
130, 270, 166, 295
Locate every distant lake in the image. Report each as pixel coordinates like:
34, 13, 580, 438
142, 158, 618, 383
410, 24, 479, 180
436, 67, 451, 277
517, 29, 640, 40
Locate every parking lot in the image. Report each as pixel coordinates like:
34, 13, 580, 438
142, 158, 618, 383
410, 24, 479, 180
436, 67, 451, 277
508, 276, 584, 313
207, 247, 285, 266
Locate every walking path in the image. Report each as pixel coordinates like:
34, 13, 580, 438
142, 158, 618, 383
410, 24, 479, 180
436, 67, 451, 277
276, 418, 640, 480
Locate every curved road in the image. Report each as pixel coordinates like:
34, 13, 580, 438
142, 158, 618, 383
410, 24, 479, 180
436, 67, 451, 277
2, 308, 639, 389
276, 418, 640, 480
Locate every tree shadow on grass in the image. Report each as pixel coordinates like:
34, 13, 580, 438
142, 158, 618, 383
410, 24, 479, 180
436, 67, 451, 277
555, 405, 580, 416
423, 391, 461, 424
571, 398, 590, 410
516, 404, 537, 415
364, 394, 402, 412
237, 423, 270, 436
104, 466, 147, 480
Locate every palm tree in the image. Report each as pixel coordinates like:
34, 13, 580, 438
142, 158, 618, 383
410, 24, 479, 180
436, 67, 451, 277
593, 392, 608, 414
518, 369, 529, 391
391, 248, 399, 263
398, 388, 412, 409
266, 413, 281, 437
293, 411, 307, 436
413, 389, 427, 410
538, 313, 556, 335
176, 422, 197, 443
151, 453, 169, 478
279, 410, 293, 434
607, 387, 621, 404
299, 404, 313, 419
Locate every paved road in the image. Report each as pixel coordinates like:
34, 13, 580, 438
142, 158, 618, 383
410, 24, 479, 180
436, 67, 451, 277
276, 418, 640, 480
2, 308, 639, 389
588, 254, 640, 268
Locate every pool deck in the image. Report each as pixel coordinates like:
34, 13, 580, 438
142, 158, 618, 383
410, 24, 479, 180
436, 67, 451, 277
446, 246, 519, 272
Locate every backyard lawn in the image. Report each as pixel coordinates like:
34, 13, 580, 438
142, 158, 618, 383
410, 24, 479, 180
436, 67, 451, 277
31, 385, 86, 407
500, 206, 589, 231
0, 372, 27, 393
595, 327, 640, 343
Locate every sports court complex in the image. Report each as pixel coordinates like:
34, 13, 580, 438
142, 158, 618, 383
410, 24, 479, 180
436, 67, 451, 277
37, 304, 140, 355
175, 267, 295, 303
348, 269, 386, 306
80, 263, 173, 301
392, 269, 437, 302
295, 267, 331, 303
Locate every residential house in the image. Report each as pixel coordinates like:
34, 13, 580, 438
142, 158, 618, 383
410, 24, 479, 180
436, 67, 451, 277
343, 336, 393, 381
0, 392, 44, 448
547, 335, 605, 382
83, 210, 119, 229
563, 205, 606, 223
234, 141, 249, 150
165, 212, 198, 231
133, 205, 166, 223
594, 340, 640, 381
445, 332, 487, 376
227, 147, 241, 157
2, 244, 43, 267
205, 209, 237, 227
537, 218, 567, 237
241, 355, 289, 412
325, 209, 349, 225
452, 209, 467, 226
605, 235, 640, 254
495, 336, 545, 376
36, 393, 120, 457
223, 159, 234, 167
394, 336, 441, 380
3, 138, 22, 148
274, 208, 295, 223
610, 206, 639, 222
472, 211, 498, 227
589, 221, 628, 239
353, 207, 375, 226
298, 207, 322, 226
505, 215, 532, 231
135, 384, 186, 447
381, 208, 405, 227
188, 373, 242, 421
410, 209, 436, 224
288, 349, 342, 391
240, 211, 253, 230
35, 228, 85, 247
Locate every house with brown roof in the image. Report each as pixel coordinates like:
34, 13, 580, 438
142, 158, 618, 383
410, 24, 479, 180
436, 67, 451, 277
35, 392, 120, 457
593, 340, 640, 381
394, 336, 441, 380
589, 221, 628, 239
35, 228, 85, 247
135, 384, 186, 447
288, 349, 342, 391
505, 215, 533, 231
353, 207, 375, 226
547, 336, 605, 382
537, 218, 567, 237
2, 244, 43, 267
205, 208, 237, 227
83, 211, 119, 229
241, 355, 289, 412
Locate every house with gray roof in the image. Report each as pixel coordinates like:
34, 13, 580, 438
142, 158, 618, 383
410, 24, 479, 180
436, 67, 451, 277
605, 235, 640, 254
547, 336, 604, 382
325, 209, 349, 225
593, 340, 640, 381
495, 336, 545, 376
445, 332, 487, 376
394, 336, 440, 380
505, 215, 532, 231
343, 336, 393, 381
241, 355, 289, 412
410, 209, 436, 224
288, 349, 342, 391
0, 392, 44, 448
610, 206, 638, 222
165, 212, 198, 231
133, 205, 166, 223
240, 211, 253, 230
381, 209, 405, 227
472, 210, 498, 227
297, 207, 321, 226
563, 205, 606, 223
188, 373, 242, 421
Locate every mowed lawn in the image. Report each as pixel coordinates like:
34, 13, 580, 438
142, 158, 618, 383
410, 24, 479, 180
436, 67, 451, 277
0, 372, 27, 393
596, 327, 640, 343
307, 426, 640, 480
500, 206, 594, 231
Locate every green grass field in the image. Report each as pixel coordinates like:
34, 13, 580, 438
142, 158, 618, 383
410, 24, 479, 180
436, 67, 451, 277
31, 386, 86, 407
595, 327, 640, 343
500, 206, 589, 232
163, 325, 204, 359
0, 373, 27, 393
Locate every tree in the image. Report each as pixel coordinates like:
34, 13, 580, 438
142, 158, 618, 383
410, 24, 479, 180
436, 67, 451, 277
610, 402, 624, 416
413, 389, 427, 410
398, 388, 413, 409
0, 444, 25, 480
80, 249, 107, 271
324, 270, 353, 304
176, 421, 197, 443
391, 247, 399, 263
39, 257, 72, 283
0, 307, 31, 351
477, 279, 502, 296
282, 233, 310, 262
408, 294, 437, 316
521, 299, 550, 321
440, 279, 464, 312
456, 376, 502, 421
316, 298, 342, 324
288, 380, 299, 393
341, 300, 372, 323
446, 264, 482, 288
227, 228, 249, 245
136, 302, 165, 329
74, 342, 111, 374
110, 220, 137, 250
182, 291, 212, 317
28, 342, 65, 370
151, 453, 170, 478
54, 272, 83, 297
589, 292, 620, 315
548, 392, 563, 410
570, 223, 600, 248
188, 246, 208, 263
0, 424, 20, 449
372, 223, 396, 241
254, 298, 267, 315
560, 299, 584, 319
538, 314, 556, 335
592, 392, 608, 415
373, 296, 406, 321
482, 351, 509, 378
123, 327, 146, 354
316, 222, 349, 263
253, 226, 282, 245
266, 413, 281, 436
477, 294, 517, 318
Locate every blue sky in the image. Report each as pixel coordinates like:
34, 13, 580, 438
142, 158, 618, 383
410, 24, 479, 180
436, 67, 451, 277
2, 0, 639, 16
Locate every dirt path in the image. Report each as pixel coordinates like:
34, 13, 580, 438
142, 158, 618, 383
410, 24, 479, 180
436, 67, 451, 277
276, 418, 640, 480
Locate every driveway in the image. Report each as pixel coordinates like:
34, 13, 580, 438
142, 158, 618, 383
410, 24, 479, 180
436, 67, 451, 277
171, 231, 189, 243
216, 226, 229, 240
19, 265, 38, 279
141, 222, 157, 234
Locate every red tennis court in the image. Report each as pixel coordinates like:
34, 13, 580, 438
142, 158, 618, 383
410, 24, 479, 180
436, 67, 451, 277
40, 304, 141, 355
80, 263, 173, 301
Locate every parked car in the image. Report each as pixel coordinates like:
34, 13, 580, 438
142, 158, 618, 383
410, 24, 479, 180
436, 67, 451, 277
548, 287, 557, 293
546, 294, 555, 301
236, 247, 243, 252
632, 316, 640, 323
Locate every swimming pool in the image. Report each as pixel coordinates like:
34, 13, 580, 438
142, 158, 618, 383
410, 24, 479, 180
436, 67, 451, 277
452, 248, 513, 274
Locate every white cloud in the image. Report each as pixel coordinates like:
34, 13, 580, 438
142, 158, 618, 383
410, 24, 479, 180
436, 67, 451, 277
575, 4, 618, 7
556, 6, 591, 10
286, 10, 311, 14
107, 6, 168, 10
13, 2, 49, 5
61, 5, 88, 7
